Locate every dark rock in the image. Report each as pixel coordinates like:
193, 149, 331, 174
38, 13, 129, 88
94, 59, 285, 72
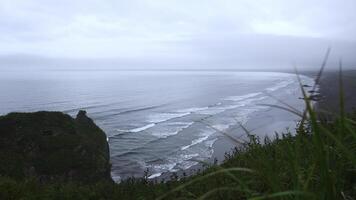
0, 111, 112, 183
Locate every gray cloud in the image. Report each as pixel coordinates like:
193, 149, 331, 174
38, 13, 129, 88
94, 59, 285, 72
0, 0, 355, 69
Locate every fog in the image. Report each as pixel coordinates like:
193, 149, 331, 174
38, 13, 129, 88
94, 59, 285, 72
1, 0, 355, 71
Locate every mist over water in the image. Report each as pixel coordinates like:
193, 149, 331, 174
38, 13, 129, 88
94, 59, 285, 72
0, 70, 314, 181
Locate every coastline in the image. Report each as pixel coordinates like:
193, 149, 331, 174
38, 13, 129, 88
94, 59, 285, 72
152, 68, 356, 182
316, 70, 356, 113
153, 103, 304, 182
155, 69, 356, 182
151, 72, 316, 182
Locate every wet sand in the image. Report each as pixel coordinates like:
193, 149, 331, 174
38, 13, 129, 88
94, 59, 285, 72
316, 70, 356, 113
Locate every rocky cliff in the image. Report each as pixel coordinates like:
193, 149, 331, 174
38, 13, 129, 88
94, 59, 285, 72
0, 110, 112, 183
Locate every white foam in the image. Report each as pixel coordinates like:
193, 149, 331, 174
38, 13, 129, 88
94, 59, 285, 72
150, 162, 178, 173
111, 174, 121, 182
211, 124, 230, 131
169, 153, 200, 170
175, 153, 204, 170
129, 123, 155, 133
181, 135, 210, 151
241, 96, 266, 104
148, 173, 162, 179
219, 104, 243, 110
210, 105, 241, 115
177, 107, 209, 113
148, 112, 190, 123
145, 150, 210, 178
196, 107, 225, 115
181, 153, 200, 159
114, 129, 129, 134
205, 138, 218, 148
151, 122, 194, 138
196, 96, 265, 115
266, 79, 293, 92
148, 153, 201, 177
224, 92, 262, 101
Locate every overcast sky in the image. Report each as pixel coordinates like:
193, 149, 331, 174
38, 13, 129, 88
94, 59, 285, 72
0, 0, 355, 70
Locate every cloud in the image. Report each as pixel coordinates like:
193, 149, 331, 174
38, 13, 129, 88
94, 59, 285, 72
0, 0, 355, 69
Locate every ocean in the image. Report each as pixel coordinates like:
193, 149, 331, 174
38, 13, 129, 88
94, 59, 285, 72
0, 70, 314, 181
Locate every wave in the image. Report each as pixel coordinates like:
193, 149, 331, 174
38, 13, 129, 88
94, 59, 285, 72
181, 135, 210, 151
224, 92, 262, 101
130, 123, 156, 132
205, 138, 218, 148
266, 79, 294, 92
94, 105, 162, 120
196, 104, 244, 115
112, 117, 194, 139
151, 122, 194, 138
148, 112, 191, 123
211, 124, 231, 131
195, 107, 225, 115
111, 174, 122, 182
147, 153, 200, 178
117, 105, 161, 115
148, 173, 162, 179
113, 112, 193, 135
113, 94, 265, 138
116, 123, 156, 134
196, 97, 265, 116
176, 107, 209, 113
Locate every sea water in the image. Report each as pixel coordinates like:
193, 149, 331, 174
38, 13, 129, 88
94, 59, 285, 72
0, 70, 314, 181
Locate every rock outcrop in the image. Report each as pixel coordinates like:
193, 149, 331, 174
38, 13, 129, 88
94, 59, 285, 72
0, 110, 112, 183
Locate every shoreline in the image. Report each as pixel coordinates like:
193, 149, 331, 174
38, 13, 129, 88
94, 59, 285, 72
152, 106, 303, 182
153, 69, 356, 182
150, 72, 316, 182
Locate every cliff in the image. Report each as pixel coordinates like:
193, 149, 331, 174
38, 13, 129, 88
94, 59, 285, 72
0, 110, 112, 183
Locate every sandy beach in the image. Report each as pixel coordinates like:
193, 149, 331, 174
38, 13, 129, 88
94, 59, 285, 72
317, 70, 356, 113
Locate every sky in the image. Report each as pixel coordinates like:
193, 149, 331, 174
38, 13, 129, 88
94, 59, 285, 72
0, 0, 356, 70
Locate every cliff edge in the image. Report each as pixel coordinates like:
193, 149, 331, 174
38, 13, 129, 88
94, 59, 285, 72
0, 110, 112, 183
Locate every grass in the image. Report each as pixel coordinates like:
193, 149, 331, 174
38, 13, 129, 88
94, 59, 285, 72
0, 58, 355, 199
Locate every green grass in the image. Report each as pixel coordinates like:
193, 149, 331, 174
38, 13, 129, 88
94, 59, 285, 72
0, 60, 355, 199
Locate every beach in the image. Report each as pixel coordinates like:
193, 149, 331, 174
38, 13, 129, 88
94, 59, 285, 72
317, 70, 356, 113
